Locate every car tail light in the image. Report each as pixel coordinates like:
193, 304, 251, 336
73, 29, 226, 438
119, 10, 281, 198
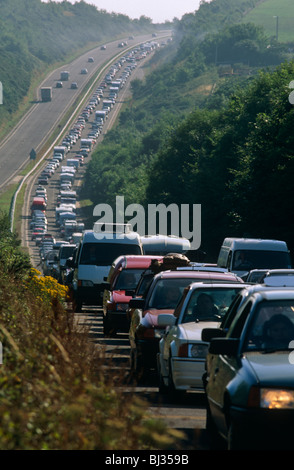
178, 344, 189, 357
106, 301, 116, 311
142, 329, 155, 339
136, 327, 163, 340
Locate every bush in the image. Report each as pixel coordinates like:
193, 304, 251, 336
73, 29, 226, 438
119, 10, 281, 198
0, 253, 181, 449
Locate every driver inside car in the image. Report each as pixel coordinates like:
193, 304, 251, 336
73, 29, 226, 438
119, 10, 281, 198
192, 293, 219, 321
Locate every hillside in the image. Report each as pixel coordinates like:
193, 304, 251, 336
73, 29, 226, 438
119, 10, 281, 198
0, 0, 154, 134
243, 0, 294, 42
80, 0, 294, 260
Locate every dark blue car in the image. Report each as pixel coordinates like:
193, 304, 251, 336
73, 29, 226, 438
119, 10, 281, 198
202, 287, 294, 450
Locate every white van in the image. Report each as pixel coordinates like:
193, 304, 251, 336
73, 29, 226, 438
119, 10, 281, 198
217, 237, 292, 277
71, 226, 143, 311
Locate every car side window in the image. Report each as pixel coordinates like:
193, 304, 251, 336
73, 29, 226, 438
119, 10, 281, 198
227, 251, 232, 269
220, 294, 243, 330
227, 301, 253, 338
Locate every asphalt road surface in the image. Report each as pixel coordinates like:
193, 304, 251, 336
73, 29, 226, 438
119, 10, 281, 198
78, 307, 209, 451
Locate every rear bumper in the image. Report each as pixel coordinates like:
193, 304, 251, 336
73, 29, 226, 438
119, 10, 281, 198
171, 358, 205, 390
75, 285, 104, 306
107, 310, 129, 331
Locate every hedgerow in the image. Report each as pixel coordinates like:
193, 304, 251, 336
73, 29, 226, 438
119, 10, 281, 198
0, 216, 181, 449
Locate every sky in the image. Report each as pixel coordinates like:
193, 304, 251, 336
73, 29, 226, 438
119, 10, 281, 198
45, 1, 204, 24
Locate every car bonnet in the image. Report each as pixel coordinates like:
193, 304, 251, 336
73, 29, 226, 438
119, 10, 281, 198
179, 321, 220, 341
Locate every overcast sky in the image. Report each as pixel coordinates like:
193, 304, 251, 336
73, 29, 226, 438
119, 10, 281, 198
44, 1, 204, 23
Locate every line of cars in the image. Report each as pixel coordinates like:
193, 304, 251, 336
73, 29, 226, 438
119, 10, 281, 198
29, 42, 159, 279
102, 243, 294, 450
29, 54, 103, 277
101, 252, 244, 379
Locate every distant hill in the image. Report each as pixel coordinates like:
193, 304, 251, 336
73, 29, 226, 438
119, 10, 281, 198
242, 0, 294, 42
0, 0, 153, 133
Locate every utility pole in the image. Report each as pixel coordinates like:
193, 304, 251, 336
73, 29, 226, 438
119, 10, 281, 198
273, 16, 279, 41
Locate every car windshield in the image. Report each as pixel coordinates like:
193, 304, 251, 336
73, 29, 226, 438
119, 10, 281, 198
181, 287, 243, 323
147, 278, 197, 309
114, 269, 143, 290
79, 243, 141, 266
232, 250, 291, 271
244, 299, 294, 352
60, 246, 75, 259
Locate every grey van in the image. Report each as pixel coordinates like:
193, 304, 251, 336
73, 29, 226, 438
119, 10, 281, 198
217, 237, 292, 277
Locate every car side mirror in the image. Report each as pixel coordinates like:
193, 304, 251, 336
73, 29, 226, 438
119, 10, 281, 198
201, 328, 225, 342
208, 337, 239, 356
102, 282, 111, 290
129, 298, 145, 309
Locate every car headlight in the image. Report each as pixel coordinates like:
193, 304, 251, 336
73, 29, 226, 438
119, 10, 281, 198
260, 389, 294, 409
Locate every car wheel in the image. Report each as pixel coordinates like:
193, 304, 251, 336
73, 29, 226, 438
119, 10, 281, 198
74, 297, 83, 313
130, 344, 145, 381
103, 314, 115, 336
157, 354, 168, 394
228, 420, 256, 450
205, 400, 226, 449
129, 348, 135, 371
227, 421, 244, 450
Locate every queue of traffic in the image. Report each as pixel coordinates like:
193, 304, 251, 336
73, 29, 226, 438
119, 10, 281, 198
29, 41, 160, 280
27, 39, 294, 450
99, 237, 294, 450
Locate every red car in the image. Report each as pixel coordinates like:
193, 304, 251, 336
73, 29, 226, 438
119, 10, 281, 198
128, 269, 243, 377
102, 255, 163, 336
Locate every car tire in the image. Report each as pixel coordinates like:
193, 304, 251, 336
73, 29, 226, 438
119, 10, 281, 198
74, 297, 83, 313
167, 358, 184, 402
103, 314, 115, 337
227, 421, 244, 450
205, 401, 226, 449
130, 344, 145, 381
157, 354, 168, 394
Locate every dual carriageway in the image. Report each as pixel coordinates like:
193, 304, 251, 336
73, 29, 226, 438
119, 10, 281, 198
0, 31, 208, 451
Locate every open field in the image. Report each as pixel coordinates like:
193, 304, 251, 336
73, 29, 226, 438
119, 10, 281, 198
243, 0, 294, 43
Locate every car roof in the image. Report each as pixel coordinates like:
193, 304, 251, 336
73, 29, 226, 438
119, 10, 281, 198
112, 255, 163, 269
154, 270, 242, 281
188, 281, 247, 290
253, 288, 294, 301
